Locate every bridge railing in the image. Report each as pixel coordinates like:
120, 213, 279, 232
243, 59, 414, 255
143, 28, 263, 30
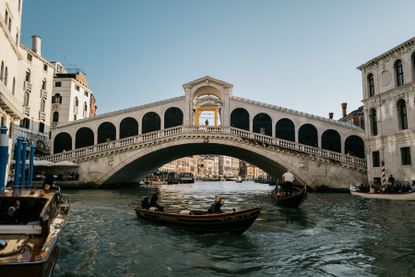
46, 125, 366, 168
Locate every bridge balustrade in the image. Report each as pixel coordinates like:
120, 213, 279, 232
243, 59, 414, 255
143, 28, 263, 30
46, 125, 366, 169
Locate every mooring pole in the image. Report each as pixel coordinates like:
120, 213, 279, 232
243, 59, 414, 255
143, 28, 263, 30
21, 140, 27, 187
0, 126, 8, 191
14, 137, 23, 187
28, 143, 35, 188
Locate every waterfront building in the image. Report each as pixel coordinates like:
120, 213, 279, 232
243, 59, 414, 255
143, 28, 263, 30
338, 103, 365, 130
219, 155, 240, 178
358, 37, 415, 185
50, 63, 97, 127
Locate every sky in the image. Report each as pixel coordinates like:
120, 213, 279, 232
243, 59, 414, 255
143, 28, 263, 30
21, 0, 415, 119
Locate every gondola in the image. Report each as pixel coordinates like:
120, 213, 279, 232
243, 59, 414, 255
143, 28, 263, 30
135, 206, 262, 234
271, 184, 307, 208
349, 185, 415, 201
0, 186, 70, 277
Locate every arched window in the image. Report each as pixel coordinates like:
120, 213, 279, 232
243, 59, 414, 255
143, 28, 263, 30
253, 113, 272, 136
98, 122, 116, 143
321, 129, 341, 153
12, 77, 15, 95
345, 135, 365, 158
4, 66, 7, 86
53, 132, 72, 154
142, 112, 161, 134
75, 127, 94, 149
23, 91, 29, 106
275, 118, 295, 142
370, 108, 378, 136
20, 118, 30, 129
74, 96, 79, 107
40, 99, 45, 112
164, 107, 183, 128
120, 117, 138, 139
25, 69, 31, 82
0, 61, 4, 82
394, 59, 404, 87
298, 124, 318, 147
84, 102, 88, 111
230, 108, 250, 131
42, 79, 46, 90
52, 111, 59, 123
52, 93, 62, 104
397, 99, 408, 130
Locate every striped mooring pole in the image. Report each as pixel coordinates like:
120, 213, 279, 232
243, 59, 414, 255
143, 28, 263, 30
381, 160, 386, 186
0, 126, 8, 191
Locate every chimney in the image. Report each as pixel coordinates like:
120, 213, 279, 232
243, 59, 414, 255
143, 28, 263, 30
329, 112, 334, 120
341, 102, 347, 118
31, 35, 41, 55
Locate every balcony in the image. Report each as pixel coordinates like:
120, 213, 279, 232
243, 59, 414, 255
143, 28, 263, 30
41, 89, 47, 99
24, 81, 32, 92
52, 103, 60, 110
24, 105, 30, 116
39, 111, 46, 121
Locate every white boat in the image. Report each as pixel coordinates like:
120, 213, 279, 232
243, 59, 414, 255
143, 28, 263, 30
350, 185, 415, 201
149, 179, 167, 185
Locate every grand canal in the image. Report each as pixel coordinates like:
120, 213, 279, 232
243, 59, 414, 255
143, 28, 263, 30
54, 181, 415, 276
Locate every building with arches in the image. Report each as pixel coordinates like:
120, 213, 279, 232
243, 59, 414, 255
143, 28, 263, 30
358, 37, 415, 185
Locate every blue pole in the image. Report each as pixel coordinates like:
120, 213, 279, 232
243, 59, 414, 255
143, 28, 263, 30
14, 137, 23, 187
0, 126, 8, 191
21, 140, 27, 187
28, 143, 35, 188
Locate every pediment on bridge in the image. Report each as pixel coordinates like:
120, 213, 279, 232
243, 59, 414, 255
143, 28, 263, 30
183, 76, 233, 90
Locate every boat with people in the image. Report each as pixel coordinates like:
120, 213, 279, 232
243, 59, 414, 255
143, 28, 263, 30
135, 206, 262, 234
271, 185, 307, 208
179, 172, 195, 183
0, 185, 69, 277
349, 184, 415, 201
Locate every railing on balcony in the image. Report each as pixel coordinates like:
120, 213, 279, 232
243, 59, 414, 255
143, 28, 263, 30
39, 111, 46, 121
45, 126, 367, 169
24, 81, 32, 92
23, 105, 30, 116
41, 89, 47, 99
52, 103, 60, 109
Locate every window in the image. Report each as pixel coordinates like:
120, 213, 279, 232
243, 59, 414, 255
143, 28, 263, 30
74, 114, 77, 121
42, 79, 47, 90
23, 91, 30, 106
84, 91, 89, 97
27, 53, 32, 62
20, 118, 30, 129
15, 33, 18, 45
397, 99, 408, 130
84, 102, 88, 111
372, 151, 380, 167
401, 147, 411, 165
43, 64, 48, 71
8, 17, 11, 32
52, 112, 59, 123
0, 61, 3, 82
52, 93, 62, 104
367, 73, 375, 97
25, 69, 31, 82
39, 122, 45, 133
55, 81, 62, 87
40, 99, 45, 112
12, 77, 15, 95
395, 59, 404, 86
75, 85, 80, 91
370, 108, 378, 136
74, 96, 79, 107
4, 67, 7, 86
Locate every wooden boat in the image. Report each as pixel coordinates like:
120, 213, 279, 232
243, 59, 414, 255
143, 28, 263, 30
350, 186, 415, 201
0, 186, 69, 277
135, 206, 262, 234
149, 178, 167, 185
271, 185, 307, 208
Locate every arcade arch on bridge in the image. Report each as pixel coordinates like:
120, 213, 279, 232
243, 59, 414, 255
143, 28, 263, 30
54, 132, 72, 154
164, 107, 183, 129
253, 113, 272, 136
275, 118, 295, 142
120, 117, 139, 139
298, 123, 318, 147
98, 122, 116, 143
193, 86, 223, 127
142, 112, 161, 134
230, 108, 250, 131
76, 127, 94, 149
321, 129, 341, 153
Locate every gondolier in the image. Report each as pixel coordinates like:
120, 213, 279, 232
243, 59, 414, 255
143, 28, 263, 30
282, 170, 294, 195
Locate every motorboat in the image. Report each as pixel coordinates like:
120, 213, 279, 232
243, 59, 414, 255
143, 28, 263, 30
350, 185, 415, 201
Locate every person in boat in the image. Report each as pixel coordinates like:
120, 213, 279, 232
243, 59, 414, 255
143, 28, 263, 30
208, 195, 223, 213
43, 174, 55, 190
388, 175, 395, 186
150, 187, 164, 212
282, 170, 294, 195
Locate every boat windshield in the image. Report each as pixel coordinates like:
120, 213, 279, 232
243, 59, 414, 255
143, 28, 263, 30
0, 198, 47, 225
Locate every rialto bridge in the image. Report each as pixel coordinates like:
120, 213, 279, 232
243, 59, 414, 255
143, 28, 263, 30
47, 76, 367, 188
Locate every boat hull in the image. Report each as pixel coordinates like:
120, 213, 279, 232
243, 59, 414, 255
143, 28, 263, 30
350, 190, 415, 201
135, 207, 262, 234
271, 186, 307, 208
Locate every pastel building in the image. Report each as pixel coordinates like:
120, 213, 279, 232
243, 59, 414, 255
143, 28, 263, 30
358, 37, 415, 184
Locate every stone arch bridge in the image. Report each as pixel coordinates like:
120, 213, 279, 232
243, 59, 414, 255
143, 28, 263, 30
47, 76, 367, 188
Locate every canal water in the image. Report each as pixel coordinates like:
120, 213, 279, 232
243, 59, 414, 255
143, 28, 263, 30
54, 181, 415, 277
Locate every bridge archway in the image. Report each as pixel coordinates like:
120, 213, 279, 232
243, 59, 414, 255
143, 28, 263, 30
230, 108, 249, 131
120, 117, 138, 139
275, 118, 295, 142
76, 127, 94, 149
299, 124, 318, 147
253, 113, 272, 136
164, 107, 183, 129
142, 112, 161, 134
321, 129, 341, 153
345, 135, 365, 158
98, 122, 116, 143
54, 132, 72, 154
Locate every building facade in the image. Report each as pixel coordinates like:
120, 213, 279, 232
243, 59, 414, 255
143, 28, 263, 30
50, 64, 96, 127
358, 37, 415, 185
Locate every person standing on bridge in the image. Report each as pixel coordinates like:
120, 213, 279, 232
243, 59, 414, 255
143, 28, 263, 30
282, 170, 294, 195
150, 187, 164, 212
